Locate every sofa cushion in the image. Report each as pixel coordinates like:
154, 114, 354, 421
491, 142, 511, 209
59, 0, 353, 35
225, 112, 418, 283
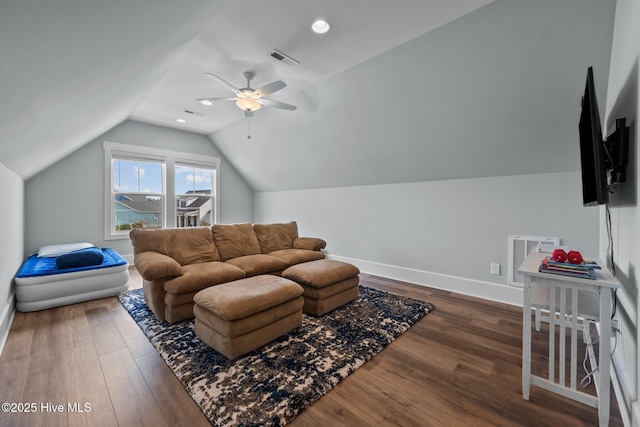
267, 248, 325, 266
164, 261, 245, 294
225, 254, 288, 276
212, 223, 262, 261
193, 275, 303, 321
194, 297, 303, 338
282, 259, 360, 288
130, 227, 220, 265
253, 221, 299, 253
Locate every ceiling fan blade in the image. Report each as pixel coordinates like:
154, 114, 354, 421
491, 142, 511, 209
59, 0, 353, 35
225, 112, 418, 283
257, 98, 297, 111
253, 80, 286, 97
205, 73, 240, 94
197, 97, 238, 102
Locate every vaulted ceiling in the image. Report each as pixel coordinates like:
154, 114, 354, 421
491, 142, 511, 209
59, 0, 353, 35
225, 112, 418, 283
0, 0, 616, 192
0, 0, 225, 179
209, 0, 617, 192
130, 0, 494, 134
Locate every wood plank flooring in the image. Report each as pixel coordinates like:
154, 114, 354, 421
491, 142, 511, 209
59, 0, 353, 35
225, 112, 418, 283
0, 269, 623, 426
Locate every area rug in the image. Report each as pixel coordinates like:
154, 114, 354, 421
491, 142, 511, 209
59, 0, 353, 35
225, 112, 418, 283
119, 286, 434, 427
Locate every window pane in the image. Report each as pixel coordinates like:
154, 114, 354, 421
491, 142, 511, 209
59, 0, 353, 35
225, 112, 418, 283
175, 164, 214, 228
113, 159, 163, 193
114, 193, 163, 231
176, 195, 212, 227
175, 165, 213, 194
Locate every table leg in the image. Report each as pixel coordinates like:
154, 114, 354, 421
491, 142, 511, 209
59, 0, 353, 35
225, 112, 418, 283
598, 289, 612, 427
522, 277, 532, 400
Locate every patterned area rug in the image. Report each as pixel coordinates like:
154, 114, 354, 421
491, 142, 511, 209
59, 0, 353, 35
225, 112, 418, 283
118, 286, 434, 427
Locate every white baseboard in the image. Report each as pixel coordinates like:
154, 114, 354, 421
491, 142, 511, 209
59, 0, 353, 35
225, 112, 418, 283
122, 253, 134, 265
611, 345, 637, 427
326, 254, 523, 307
631, 400, 640, 427
0, 292, 16, 357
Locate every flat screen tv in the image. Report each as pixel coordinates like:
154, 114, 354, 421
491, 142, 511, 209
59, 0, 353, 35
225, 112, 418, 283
579, 67, 609, 206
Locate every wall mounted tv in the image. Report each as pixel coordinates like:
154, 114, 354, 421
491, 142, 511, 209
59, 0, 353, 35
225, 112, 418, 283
578, 67, 629, 206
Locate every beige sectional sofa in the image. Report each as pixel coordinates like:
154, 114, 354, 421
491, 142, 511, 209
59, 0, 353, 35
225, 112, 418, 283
130, 221, 326, 323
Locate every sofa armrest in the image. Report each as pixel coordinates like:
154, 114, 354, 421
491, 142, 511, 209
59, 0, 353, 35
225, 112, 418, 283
134, 251, 182, 281
293, 237, 327, 251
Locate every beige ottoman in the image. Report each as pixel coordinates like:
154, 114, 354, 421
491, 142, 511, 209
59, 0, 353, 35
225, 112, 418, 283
282, 259, 360, 316
193, 275, 304, 359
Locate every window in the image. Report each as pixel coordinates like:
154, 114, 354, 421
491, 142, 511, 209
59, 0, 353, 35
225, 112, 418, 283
112, 157, 164, 231
175, 163, 215, 228
104, 141, 220, 240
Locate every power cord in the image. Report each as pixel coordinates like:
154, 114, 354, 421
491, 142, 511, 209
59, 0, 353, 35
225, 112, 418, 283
581, 351, 598, 388
611, 320, 621, 355
580, 319, 622, 388
605, 203, 619, 320
605, 203, 616, 278
581, 320, 599, 388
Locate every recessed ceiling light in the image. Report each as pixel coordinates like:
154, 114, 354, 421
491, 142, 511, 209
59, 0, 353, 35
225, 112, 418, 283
199, 100, 213, 106
176, 119, 186, 123
311, 19, 330, 34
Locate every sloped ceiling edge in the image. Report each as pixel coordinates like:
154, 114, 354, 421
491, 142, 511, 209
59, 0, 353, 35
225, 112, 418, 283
0, 0, 224, 180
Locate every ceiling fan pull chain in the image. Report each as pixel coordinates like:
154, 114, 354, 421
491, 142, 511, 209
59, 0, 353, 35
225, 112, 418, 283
247, 117, 252, 139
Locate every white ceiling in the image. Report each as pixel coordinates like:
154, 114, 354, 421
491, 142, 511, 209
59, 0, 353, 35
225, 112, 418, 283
130, 0, 494, 134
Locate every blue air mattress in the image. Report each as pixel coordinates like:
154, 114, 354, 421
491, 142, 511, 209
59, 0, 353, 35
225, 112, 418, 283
15, 248, 129, 312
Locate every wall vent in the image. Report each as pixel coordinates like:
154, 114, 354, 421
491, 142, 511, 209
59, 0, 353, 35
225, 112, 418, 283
508, 235, 560, 287
269, 49, 299, 67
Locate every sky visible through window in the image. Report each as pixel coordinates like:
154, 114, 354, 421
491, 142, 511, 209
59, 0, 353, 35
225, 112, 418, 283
113, 160, 213, 194
176, 165, 213, 194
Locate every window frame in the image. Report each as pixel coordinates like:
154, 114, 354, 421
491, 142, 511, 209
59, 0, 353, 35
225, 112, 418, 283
103, 141, 221, 240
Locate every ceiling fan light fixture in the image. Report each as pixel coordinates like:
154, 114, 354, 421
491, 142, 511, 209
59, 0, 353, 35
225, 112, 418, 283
311, 19, 330, 34
236, 98, 261, 112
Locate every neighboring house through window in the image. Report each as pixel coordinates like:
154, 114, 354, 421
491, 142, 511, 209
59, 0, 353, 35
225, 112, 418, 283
104, 141, 220, 240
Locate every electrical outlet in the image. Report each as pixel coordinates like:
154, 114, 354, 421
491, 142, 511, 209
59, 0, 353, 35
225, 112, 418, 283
490, 263, 501, 275
611, 319, 620, 335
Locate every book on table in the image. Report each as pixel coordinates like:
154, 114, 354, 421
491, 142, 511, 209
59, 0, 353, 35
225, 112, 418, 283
538, 257, 599, 279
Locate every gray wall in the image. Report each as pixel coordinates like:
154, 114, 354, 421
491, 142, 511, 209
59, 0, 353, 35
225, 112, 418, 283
602, 0, 639, 420
25, 120, 254, 258
254, 171, 598, 285
0, 162, 24, 352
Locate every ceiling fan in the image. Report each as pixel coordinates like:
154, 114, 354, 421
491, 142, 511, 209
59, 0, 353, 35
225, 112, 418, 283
197, 71, 297, 117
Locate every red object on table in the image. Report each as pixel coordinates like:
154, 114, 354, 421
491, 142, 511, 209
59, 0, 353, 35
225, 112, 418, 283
552, 249, 568, 263
567, 250, 584, 264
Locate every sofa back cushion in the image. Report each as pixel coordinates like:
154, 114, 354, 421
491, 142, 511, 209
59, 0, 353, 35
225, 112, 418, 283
130, 227, 220, 266
253, 221, 299, 253
212, 223, 262, 261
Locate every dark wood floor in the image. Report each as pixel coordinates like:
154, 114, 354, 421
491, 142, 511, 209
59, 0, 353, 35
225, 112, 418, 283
0, 269, 623, 426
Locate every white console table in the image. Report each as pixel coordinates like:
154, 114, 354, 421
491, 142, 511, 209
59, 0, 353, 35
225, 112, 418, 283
519, 250, 619, 427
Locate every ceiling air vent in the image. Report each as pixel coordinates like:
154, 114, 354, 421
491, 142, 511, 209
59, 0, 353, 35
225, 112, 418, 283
269, 49, 299, 67
184, 109, 205, 116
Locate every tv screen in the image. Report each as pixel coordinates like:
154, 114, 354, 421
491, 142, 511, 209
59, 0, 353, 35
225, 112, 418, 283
579, 67, 609, 206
